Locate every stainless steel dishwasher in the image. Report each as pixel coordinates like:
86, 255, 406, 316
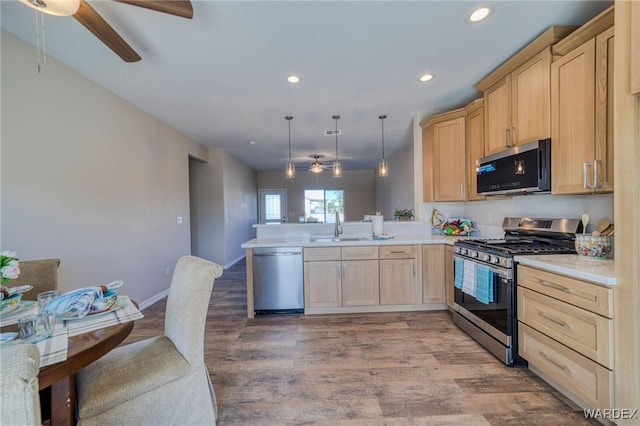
252, 246, 304, 314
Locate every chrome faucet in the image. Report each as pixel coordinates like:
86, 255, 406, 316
334, 210, 342, 238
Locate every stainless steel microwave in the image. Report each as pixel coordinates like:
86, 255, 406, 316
476, 139, 551, 196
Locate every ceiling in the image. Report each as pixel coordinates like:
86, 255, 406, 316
1, 1, 612, 172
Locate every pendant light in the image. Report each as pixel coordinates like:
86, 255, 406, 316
285, 116, 295, 179
378, 114, 389, 177
332, 115, 342, 178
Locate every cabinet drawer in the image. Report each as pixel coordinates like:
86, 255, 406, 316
517, 266, 612, 318
342, 246, 379, 260
519, 323, 612, 409
304, 247, 341, 261
518, 287, 613, 368
379, 245, 416, 259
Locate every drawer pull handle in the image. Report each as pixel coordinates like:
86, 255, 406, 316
539, 351, 571, 373
390, 251, 407, 254
535, 279, 573, 294
538, 312, 569, 328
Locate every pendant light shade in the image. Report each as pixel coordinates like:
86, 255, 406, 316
332, 115, 342, 178
285, 116, 295, 179
378, 114, 389, 177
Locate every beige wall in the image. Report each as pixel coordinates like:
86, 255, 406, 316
1, 31, 208, 306
257, 170, 375, 222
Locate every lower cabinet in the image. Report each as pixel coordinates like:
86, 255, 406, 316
379, 245, 417, 305
342, 260, 379, 306
517, 265, 613, 410
444, 245, 454, 308
303, 244, 447, 313
422, 245, 445, 304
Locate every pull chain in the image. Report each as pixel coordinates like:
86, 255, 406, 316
34, 10, 47, 73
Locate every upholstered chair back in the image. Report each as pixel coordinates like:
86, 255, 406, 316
13, 258, 60, 300
164, 255, 223, 366
0, 344, 42, 426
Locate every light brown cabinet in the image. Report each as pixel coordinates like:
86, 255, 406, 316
304, 247, 342, 308
379, 246, 418, 305
421, 108, 467, 202
517, 265, 613, 410
551, 27, 614, 194
465, 100, 485, 201
444, 245, 454, 309
631, 1, 640, 95
341, 246, 379, 306
483, 48, 551, 155
422, 245, 445, 304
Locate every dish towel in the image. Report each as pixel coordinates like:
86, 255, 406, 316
454, 257, 464, 289
475, 264, 494, 304
462, 259, 476, 297
67, 296, 143, 337
44, 287, 102, 320
36, 323, 69, 367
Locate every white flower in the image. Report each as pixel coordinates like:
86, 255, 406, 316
1, 265, 20, 280
0, 250, 17, 258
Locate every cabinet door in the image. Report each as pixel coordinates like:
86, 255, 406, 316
511, 48, 552, 145
632, 0, 640, 95
444, 245, 454, 309
466, 105, 484, 201
483, 75, 511, 155
379, 259, 417, 305
433, 117, 466, 201
342, 260, 379, 306
551, 38, 596, 194
422, 245, 445, 304
595, 27, 614, 192
304, 261, 341, 308
422, 125, 434, 202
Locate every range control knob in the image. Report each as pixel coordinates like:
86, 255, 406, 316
482, 254, 491, 262
471, 251, 479, 258
462, 249, 468, 255
454, 247, 462, 254
490, 256, 500, 264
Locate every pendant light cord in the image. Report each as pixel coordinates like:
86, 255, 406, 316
379, 114, 387, 159
286, 116, 293, 161
332, 115, 340, 162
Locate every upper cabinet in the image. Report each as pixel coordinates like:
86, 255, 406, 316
482, 48, 552, 154
421, 108, 466, 202
465, 99, 484, 201
551, 7, 614, 194
476, 27, 576, 156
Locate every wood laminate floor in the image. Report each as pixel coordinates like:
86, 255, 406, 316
123, 259, 598, 425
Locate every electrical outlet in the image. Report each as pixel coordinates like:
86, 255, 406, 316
176, 216, 183, 224
165, 267, 171, 277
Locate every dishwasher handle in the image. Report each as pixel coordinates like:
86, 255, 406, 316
253, 252, 302, 257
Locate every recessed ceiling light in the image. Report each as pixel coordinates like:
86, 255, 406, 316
468, 6, 491, 23
418, 73, 434, 83
287, 75, 300, 84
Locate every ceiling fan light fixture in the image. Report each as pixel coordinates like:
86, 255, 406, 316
20, 0, 80, 16
285, 116, 295, 179
310, 159, 324, 174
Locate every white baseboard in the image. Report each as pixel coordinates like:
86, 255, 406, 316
224, 253, 246, 269
139, 288, 169, 310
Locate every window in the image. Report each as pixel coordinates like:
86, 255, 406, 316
304, 190, 344, 223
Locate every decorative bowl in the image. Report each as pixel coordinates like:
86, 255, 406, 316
0, 293, 22, 315
90, 290, 118, 314
575, 234, 612, 259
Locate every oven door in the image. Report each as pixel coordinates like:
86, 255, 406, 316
453, 256, 514, 347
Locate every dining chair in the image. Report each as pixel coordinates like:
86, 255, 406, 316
0, 344, 42, 426
12, 258, 60, 299
76, 255, 223, 426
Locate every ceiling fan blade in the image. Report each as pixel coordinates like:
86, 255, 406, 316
73, 0, 141, 63
114, 1, 193, 19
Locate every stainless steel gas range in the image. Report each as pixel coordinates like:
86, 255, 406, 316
452, 217, 582, 366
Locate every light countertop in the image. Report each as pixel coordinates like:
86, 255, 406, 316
240, 234, 463, 248
514, 254, 616, 286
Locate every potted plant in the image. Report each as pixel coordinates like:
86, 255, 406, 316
393, 208, 414, 221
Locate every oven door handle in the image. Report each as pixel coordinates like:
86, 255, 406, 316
453, 255, 509, 279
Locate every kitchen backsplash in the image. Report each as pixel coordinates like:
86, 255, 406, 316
423, 193, 614, 238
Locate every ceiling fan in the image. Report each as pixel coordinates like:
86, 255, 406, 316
308, 155, 325, 173
19, 0, 193, 62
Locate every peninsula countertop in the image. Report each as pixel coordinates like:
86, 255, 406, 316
240, 234, 463, 248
